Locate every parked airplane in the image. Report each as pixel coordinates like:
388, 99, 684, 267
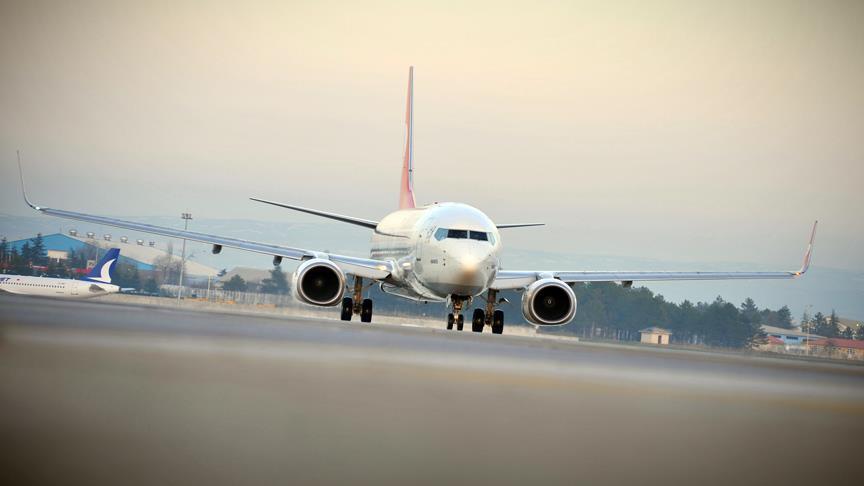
0, 248, 121, 299
16, 67, 816, 333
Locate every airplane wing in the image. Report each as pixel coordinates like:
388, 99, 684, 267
17, 156, 391, 281
492, 221, 817, 290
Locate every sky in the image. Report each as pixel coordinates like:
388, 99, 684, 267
1, 0, 862, 275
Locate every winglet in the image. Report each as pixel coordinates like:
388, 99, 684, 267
399, 66, 416, 210
17, 150, 40, 210
795, 220, 818, 276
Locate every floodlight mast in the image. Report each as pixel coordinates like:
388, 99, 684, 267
177, 212, 192, 303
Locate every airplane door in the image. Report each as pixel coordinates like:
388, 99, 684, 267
71, 281, 79, 296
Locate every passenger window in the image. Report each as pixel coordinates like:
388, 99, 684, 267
447, 229, 468, 239
469, 231, 488, 241
434, 228, 448, 241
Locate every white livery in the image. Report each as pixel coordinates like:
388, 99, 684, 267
16, 67, 817, 333
0, 248, 121, 299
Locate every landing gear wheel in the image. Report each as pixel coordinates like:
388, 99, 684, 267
456, 314, 464, 331
472, 309, 485, 333
360, 298, 373, 323
447, 313, 455, 330
340, 297, 353, 321
491, 310, 504, 334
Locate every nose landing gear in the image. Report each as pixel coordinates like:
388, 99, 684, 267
340, 276, 373, 323
446, 296, 466, 331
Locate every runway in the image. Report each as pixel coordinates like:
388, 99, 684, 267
1, 294, 862, 485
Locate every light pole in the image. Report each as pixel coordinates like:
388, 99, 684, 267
177, 212, 192, 303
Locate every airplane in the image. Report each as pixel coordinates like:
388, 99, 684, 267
0, 248, 121, 299
16, 67, 817, 334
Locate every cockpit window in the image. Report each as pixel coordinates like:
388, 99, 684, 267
434, 228, 492, 243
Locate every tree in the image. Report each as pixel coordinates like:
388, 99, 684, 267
801, 309, 812, 333
260, 265, 289, 294
30, 233, 47, 265
840, 327, 853, 339
812, 312, 831, 337
772, 306, 793, 329
827, 311, 841, 338
702, 297, 764, 348
20, 242, 32, 263
0, 237, 7, 264
740, 298, 760, 324
143, 278, 159, 294
856, 325, 864, 341
223, 275, 248, 292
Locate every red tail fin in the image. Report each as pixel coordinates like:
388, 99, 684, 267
399, 66, 416, 209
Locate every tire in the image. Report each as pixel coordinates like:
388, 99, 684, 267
447, 313, 454, 330
456, 314, 464, 331
492, 310, 504, 334
472, 309, 485, 333
340, 297, 353, 321
360, 298, 373, 323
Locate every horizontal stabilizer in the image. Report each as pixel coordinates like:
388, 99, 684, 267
496, 223, 545, 229
250, 197, 379, 229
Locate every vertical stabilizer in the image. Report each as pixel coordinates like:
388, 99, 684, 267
84, 248, 120, 284
399, 66, 417, 209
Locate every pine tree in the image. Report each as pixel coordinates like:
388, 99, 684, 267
855, 325, 864, 341
773, 306, 793, 329
826, 310, 841, 338
813, 312, 829, 337
223, 275, 248, 292
740, 298, 760, 325
260, 266, 289, 294
31, 233, 47, 265
0, 237, 7, 264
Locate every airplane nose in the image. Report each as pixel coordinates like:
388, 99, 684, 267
452, 250, 491, 286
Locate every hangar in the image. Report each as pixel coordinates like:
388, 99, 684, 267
4, 231, 218, 277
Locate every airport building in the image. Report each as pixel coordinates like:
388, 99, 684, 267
761, 325, 822, 352
4, 231, 218, 278
639, 327, 671, 345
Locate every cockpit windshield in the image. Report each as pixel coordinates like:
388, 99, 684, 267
434, 228, 492, 243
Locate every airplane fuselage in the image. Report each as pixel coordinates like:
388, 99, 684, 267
370, 202, 501, 302
0, 275, 119, 299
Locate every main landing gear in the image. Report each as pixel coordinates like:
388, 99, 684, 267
447, 292, 505, 335
341, 276, 373, 323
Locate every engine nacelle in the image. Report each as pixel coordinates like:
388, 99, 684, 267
292, 258, 346, 306
521, 278, 577, 325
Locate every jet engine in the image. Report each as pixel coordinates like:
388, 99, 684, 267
292, 258, 346, 306
521, 278, 577, 325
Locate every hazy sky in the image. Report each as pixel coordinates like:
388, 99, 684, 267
1, 0, 862, 271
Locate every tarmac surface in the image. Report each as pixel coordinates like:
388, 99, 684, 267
1, 294, 863, 485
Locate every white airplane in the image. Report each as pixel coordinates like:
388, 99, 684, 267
0, 248, 121, 299
16, 67, 817, 334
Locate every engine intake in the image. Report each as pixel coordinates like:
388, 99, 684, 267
521, 278, 577, 325
293, 259, 345, 306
